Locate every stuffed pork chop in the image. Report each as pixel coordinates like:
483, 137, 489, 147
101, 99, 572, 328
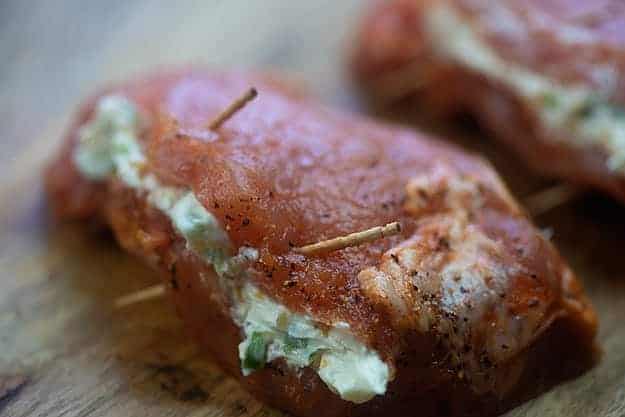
46, 70, 597, 417
353, 0, 625, 203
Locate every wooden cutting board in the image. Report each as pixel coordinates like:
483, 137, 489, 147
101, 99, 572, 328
1, 1, 625, 416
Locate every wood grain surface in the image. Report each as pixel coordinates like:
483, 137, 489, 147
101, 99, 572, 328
1, 1, 625, 416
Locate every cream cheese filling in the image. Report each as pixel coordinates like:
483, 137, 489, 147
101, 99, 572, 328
72, 95, 389, 404
425, 3, 625, 174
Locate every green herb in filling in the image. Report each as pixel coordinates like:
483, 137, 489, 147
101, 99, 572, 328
541, 92, 559, 108
243, 332, 267, 371
112, 141, 131, 154
575, 100, 596, 119
283, 335, 308, 354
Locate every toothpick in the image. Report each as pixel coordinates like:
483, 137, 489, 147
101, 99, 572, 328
524, 184, 582, 216
207, 87, 258, 130
295, 222, 402, 256
114, 283, 166, 309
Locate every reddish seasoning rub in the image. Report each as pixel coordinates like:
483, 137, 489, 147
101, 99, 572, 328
46, 69, 597, 417
352, 0, 625, 203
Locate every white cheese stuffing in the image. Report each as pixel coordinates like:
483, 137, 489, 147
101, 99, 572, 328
72, 95, 390, 404
236, 284, 388, 403
74, 95, 140, 179
425, 4, 625, 174
317, 351, 389, 404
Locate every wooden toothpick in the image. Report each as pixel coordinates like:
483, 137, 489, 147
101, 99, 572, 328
207, 87, 258, 130
295, 222, 402, 256
114, 222, 401, 305
524, 184, 582, 217
114, 283, 166, 309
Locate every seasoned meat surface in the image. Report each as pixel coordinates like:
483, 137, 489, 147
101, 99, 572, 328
46, 70, 597, 417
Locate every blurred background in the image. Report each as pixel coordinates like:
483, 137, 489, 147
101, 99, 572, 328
0, 0, 364, 182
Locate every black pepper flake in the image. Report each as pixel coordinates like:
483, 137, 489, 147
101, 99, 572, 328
213, 202, 220, 209
459, 286, 468, 294
501, 344, 509, 350
480, 355, 492, 369
232, 402, 248, 414
170, 277, 179, 290
283, 280, 297, 288
397, 357, 409, 368
268, 191, 274, 198
225, 214, 234, 221
242, 218, 250, 226
288, 241, 295, 248
265, 362, 283, 376
390, 253, 399, 264
437, 237, 450, 251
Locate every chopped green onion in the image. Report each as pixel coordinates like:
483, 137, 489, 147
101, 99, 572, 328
541, 92, 559, 108
243, 332, 267, 371
284, 335, 308, 353
575, 101, 596, 119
